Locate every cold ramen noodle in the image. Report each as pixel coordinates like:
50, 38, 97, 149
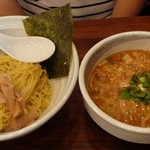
0, 54, 51, 131
88, 50, 150, 127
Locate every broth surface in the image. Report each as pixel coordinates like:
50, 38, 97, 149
88, 50, 150, 127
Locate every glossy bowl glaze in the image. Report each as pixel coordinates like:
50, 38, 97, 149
79, 31, 150, 144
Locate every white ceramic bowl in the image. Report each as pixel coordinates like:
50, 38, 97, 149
0, 16, 79, 141
79, 31, 150, 144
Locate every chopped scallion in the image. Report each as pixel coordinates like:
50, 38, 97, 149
120, 72, 150, 104
142, 82, 150, 88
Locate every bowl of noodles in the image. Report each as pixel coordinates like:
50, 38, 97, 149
79, 31, 150, 144
0, 16, 79, 141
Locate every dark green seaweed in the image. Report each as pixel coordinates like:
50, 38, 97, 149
23, 4, 73, 78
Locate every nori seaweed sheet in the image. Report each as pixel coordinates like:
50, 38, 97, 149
23, 4, 73, 79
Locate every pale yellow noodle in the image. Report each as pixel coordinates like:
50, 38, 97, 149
0, 55, 51, 131
0, 104, 10, 131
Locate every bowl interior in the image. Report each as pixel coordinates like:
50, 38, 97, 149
84, 32, 150, 83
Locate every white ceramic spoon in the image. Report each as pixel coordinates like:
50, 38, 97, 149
0, 32, 55, 63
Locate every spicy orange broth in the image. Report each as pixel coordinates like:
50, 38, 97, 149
88, 50, 150, 127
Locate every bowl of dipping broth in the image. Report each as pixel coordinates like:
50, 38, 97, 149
79, 31, 150, 144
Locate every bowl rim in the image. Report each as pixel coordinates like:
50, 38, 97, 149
79, 31, 150, 134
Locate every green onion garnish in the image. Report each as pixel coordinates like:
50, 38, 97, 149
120, 72, 150, 104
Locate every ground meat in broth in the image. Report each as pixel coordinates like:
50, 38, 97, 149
88, 50, 150, 127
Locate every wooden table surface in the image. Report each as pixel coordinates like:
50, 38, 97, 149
1, 16, 150, 150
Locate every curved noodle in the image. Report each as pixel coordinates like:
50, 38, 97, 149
0, 55, 51, 131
